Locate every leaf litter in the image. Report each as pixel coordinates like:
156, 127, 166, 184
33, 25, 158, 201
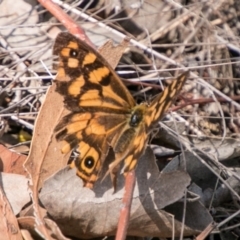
0, 0, 240, 239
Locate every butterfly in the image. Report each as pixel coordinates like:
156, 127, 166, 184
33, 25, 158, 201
53, 32, 189, 189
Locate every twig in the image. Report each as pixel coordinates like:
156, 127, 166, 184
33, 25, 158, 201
195, 222, 216, 240
115, 171, 136, 240
38, 0, 94, 47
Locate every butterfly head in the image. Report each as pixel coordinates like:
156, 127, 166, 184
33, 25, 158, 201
129, 104, 147, 127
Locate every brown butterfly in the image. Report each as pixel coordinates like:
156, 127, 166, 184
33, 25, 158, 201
53, 32, 189, 189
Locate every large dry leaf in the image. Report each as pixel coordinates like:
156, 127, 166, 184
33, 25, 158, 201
38, 148, 210, 238
0, 173, 30, 215
22, 82, 71, 239
23, 37, 130, 239
163, 151, 218, 189
166, 151, 240, 209
0, 181, 22, 240
23, 84, 70, 190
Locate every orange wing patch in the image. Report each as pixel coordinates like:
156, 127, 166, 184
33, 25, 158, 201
89, 67, 110, 83
82, 52, 97, 66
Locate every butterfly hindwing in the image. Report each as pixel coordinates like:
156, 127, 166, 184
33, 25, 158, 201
145, 72, 189, 129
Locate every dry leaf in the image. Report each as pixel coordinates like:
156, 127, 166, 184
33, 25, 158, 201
18, 214, 71, 240
23, 84, 70, 190
18, 217, 41, 240
0, 173, 30, 215
0, 145, 27, 176
98, 38, 130, 69
163, 151, 220, 190
0, 182, 22, 239
44, 219, 71, 240
108, 0, 172, 38
23, 55, 71, 240
38, 148, 209, 238
23, 37, 130, 239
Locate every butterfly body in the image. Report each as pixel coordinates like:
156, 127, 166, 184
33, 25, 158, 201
53, 32, 188, 188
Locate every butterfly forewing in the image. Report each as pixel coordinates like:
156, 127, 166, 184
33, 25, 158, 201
54, 32, 135, 112
119, 72, 189, 177
145, 72, 189, 129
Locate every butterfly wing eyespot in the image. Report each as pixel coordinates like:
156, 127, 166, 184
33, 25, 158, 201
69, 49, 78, 58
69, 139, 103, 188
54, 32, 189, 189
84, 156, 95, 169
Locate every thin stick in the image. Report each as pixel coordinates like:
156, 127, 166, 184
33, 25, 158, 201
115, 171, 136, 240
195, 222, 216, 240
38, 0, 94, 48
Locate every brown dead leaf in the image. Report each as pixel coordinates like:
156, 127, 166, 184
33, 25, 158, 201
0, 183, 22, 240
18, 217, 41, 240
23, 36, 129, 239
1, 173, 30, 215
0, 145, 27, 176
98, 38, 130, 69
10, 144, 30, 155
44, 219, 71, 240
23, 62, 70, 240
23, 84, 70, 190
18, 217, 71, 240
39, 148, 208, 238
